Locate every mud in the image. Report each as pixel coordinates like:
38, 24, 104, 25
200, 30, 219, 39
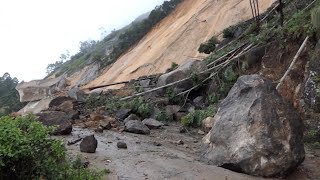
59, 121, 317, 180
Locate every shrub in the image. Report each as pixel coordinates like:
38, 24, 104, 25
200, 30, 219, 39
181, 105, 217, 127
166, 62, 179, 73
223, 27, 235, 38
312, 6, 320, 30
0, 115, 104, 179
198, 37, 218, 54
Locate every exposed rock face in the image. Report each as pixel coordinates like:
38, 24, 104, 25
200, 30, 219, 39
68, 87, 86, 102
36, 111, 73, 135
142, 118, 164, 129
125, 120, 150, 135
80, 135, 98, 153
16, 76, 69, 102
157, 60, 208, 93
201, 75, 305, 177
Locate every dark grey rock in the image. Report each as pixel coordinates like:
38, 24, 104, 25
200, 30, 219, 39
125, 120, 150, 135
116, 109, 132, 120
123, 114, 141, 124
157, 60, 208, 93
201, 74, 305, 177
80, 135, 98, 153
68, 87, 86, 102
117, 142, 128, 149
142, 118, 164, 129
36, 111, 73, 135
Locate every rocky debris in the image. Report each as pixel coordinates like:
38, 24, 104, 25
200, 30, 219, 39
193, 96, 206, 108
153, 142, 162, 146
125, 120, 150, 135
179, 126, 186, 133
116, 109, 132, 120
142, 118, 164, 129
99, 120, 112, 130
16, 76, 69, 102
123, 114, 141, 124
139, 79, 151, 88
68, 87, 86, 102
94, 126, 104, 133
67, 138, 82, 145
165, 105, 181, 120
36, 111, 73, 135
80, 135, 98, 153
176, 140, 184, 145
201, 75, 305, 177
202, 117, 215, 132
48, 96, 79, 119
18, 97, 55, 115
90, 113, 104, 121
117, 142, 128, 149
157, 60, 208, 93
198, 130, 205, 135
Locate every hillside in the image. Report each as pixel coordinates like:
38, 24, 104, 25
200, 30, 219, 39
85, 0, 275, 89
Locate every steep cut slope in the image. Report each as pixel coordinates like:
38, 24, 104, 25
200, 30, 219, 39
86, 0, 275, 89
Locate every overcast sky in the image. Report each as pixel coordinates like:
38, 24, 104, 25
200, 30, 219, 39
0, 0, 164, 81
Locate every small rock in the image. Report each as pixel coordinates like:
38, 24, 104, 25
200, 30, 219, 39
198, 130, 205, 135
100, 121, 112, 130
117, 142, 128, 149
80, 135, 98, 153
54, 121, 73, 135
193, 96, 206, 108
179, 127, 186, 133
67, 138, 82, 145
142, 118, 164, 129
125, 120, 150, 135
94, 127, 103, 133
202, 117, 215, 132
153, 142, 162, 146
116, 109, 132, 120
176, 140, 184, 145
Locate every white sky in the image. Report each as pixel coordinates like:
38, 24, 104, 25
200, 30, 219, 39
0, 0, 164, 81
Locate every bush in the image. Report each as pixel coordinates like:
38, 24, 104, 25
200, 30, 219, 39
0, 115, 104, 180
181, 105, 217, 127
223, 27, 235, 38
312, 6, 320, 30
166, 62, 179, 73
198, 37, 218, 54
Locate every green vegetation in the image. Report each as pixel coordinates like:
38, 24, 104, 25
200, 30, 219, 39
166, 62, 179, 73
304, 129, 320, 149
181, 105, 217, 127
198, 36, 219, 54
0, 73, 25, 117
0, 115, 104, 179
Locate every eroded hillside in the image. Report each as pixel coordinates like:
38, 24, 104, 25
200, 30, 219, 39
85, 0, 275, 89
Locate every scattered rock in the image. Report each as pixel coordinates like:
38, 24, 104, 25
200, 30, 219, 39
165, 105, 181, 120
179, 126, 186, 133
125, 120, 150, 135
117, 142, 128, 149
201, 75, 305, 177
193, 96, 206, 108
176, 140, 184, 145
68, 87, 86, 102
94, 126, 104, 133
153, 142, 162, 146
142, 118, 164, 129
157, 59, 208, 93
67, 138, 82, 145
174, 112, 186, 121
198, 130, 205, 135
123, 114, 141, 124
80, 135, 98, 153
100, 121, 112, 130
116, 109, 132, 120
202, 117, 215, 132
90, 113, 104, 121
36, 111, 73, 135
139, 79, 151, 88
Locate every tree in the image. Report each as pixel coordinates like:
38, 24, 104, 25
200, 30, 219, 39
46, 60, 63, 74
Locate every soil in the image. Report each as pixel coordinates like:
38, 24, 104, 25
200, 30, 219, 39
61, 122, 320, 180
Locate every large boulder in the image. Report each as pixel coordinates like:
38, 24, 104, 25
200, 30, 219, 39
125, 120, 150, 134
16, 76, 69, 102
201, 75, 304, 177
157, 59, 208, 93
142, 118, 164, 129
80, 135, 98, 153
36, 111, 72, 135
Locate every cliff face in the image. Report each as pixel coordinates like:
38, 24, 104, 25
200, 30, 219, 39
86, 0, 275, 89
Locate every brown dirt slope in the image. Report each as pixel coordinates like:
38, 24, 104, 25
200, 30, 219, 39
85, 0, 275, 89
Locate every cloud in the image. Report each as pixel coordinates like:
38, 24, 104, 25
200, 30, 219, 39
0, 0, 164, 81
